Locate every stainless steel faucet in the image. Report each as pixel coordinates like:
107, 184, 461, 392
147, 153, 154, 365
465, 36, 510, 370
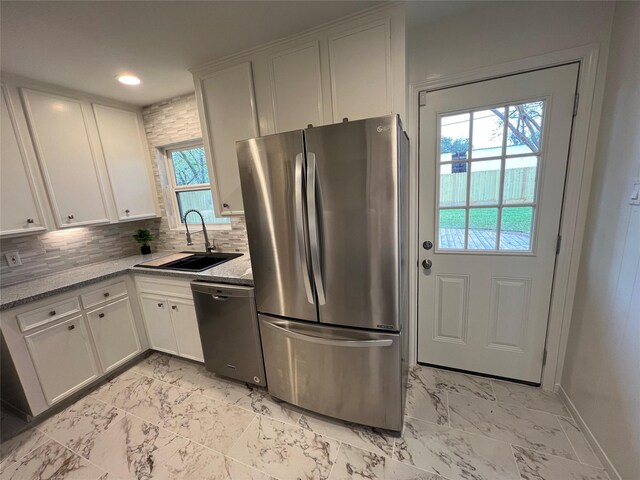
183, 209, 217, 253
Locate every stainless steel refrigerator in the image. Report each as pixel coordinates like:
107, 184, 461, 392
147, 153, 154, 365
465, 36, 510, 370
237, 115, 408, 431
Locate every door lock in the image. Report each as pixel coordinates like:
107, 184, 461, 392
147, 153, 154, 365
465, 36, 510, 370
422, 240, 433, 250
422, 259, 432, 270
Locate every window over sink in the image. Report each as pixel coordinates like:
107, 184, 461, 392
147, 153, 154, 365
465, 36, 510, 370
164, 143, 230, 228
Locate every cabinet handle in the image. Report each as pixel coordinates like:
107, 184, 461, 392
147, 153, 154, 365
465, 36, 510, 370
171, 305, 177, 311
157, 302, 164, 308
27, 218, 34, 224
67, 214, 75, 220
68, 325, 75, 331
49, 310, 56, 316
103, 292, 110, 298
98, 313, 105, 318
125, 209, 130, 215
223, 203, 230, 209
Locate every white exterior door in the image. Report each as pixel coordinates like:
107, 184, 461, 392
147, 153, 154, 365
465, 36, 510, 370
417, 64, 579, 383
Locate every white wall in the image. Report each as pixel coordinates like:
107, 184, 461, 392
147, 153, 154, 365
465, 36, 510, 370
561, 3, 640, 479
407, 2, 613, 85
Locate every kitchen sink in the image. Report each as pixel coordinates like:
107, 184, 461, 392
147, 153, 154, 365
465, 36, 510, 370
136, 252, 242, 272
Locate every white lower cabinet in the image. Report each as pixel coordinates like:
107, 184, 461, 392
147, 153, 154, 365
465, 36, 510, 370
136, 276, 204, 363
168, 299, 204, 362
139, 293, 179, 355
86, 297, 141, 373
24, 315, 99, 405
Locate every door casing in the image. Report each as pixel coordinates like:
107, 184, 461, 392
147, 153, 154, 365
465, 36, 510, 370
406, 44, 606, 391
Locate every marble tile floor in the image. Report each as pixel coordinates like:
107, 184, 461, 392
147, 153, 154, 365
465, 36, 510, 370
0, 352, 608, 480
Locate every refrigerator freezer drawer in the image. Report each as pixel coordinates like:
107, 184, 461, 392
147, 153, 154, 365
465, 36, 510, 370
259, 315, 403, 431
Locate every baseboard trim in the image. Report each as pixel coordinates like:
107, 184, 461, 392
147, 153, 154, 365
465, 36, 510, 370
556, 384, 622, 480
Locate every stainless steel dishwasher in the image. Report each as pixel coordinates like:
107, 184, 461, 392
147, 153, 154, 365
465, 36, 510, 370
191, 281, 266, 386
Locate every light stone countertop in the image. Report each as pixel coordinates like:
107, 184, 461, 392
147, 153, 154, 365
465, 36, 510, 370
0, 251, 253, 311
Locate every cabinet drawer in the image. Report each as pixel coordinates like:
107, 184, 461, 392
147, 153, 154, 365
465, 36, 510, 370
81, 281, 127, 309
17, 297, 81, 332
135, 276, 192, 298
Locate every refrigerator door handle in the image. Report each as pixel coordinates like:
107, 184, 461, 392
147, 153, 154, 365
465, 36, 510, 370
295, 153, 314, 304
306, 152, 326, 305
262, 320, 393, 348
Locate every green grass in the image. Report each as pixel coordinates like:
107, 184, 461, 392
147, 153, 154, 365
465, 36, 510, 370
440, 207, 533, 233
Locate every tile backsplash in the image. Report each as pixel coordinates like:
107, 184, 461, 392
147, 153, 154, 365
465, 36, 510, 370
0, 220, 160, 285
0, 93, 249, 286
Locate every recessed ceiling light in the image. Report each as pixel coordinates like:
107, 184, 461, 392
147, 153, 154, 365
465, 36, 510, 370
117, 74, 141, 86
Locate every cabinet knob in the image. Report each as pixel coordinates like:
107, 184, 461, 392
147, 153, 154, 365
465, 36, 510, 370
68, 325, 75, 331
27, 218, 34, 224
223, 203, 230, 209
67, 214, 75, 220
49, 310, 56, 316
103, 292, 110, 298
125, 209, 130, 215
98, 313, 105, 318
157, 302, 164, 308
171, 305, 177, 311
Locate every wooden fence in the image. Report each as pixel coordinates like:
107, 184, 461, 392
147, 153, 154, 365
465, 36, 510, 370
440, 167, 536, 205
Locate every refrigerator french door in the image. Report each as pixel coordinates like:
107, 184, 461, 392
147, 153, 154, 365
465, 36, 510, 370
237, 115, 408, 431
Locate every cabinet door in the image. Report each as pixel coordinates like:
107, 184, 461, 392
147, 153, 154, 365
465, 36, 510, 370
25, 315, 99, 405
0, 86, 46, 236
197, 62, 259, 215
21, 89, 109, 228
93, 104, 158, 221
139, 294, 178, 354
328, 21, 391, 122
270, 42, 324, 132
87, 297, 141, 373
168, 298, 204, 362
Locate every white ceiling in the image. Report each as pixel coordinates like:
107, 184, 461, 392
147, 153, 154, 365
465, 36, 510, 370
1, 1, 380, 106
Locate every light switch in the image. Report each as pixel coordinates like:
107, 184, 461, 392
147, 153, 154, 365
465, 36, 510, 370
630, 180, 640, 206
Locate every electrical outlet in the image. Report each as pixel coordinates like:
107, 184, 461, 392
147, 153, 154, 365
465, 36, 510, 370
5, 251, 22, 267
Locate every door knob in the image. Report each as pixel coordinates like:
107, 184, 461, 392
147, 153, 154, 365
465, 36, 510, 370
422, 259, 432, 270
423, 240, 433, 250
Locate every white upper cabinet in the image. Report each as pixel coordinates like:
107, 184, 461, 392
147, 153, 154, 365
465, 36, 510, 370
93, 104, 158, 221
196, 62, 259, 215
0, 85, 46, 236
270, 42, 324, 132
329, 21, 391, 122
21, 89, 109, 228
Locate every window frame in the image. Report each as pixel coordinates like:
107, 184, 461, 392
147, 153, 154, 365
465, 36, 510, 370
434, 97, 548, 255
163, 141, 231, 231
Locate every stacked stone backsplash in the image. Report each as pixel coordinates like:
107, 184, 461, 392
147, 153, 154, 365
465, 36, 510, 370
0, 93, 249, 286
141, 93, 249, 254
0, 219, 161, 286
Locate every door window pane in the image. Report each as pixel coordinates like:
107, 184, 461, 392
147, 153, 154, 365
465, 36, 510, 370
176, 189, 227, 224
469, 160, 501, 206
468, 208, 498, 250
472, 109, 504, 158
504, 157, 537, 204
439, 209, 466, 249
506, 101, 544, 155
439, 164, 467, 207
500, 207, 534, 250
171, 146, 210, 186
440, 113, 470, 162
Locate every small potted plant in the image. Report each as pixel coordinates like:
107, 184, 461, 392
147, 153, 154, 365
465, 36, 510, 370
133, 229, 154, 255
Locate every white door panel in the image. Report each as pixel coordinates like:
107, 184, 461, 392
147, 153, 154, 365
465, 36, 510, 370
270, 42, 323, 132
168, 298, 203, 362
21, 89, 109, 227
418, 64, 579, 382
0, 86, 46, 236
139, 293, 178, 354
93, 104, 157, 221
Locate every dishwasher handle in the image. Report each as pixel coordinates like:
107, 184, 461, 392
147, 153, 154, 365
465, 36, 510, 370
211, 295, 229, 301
